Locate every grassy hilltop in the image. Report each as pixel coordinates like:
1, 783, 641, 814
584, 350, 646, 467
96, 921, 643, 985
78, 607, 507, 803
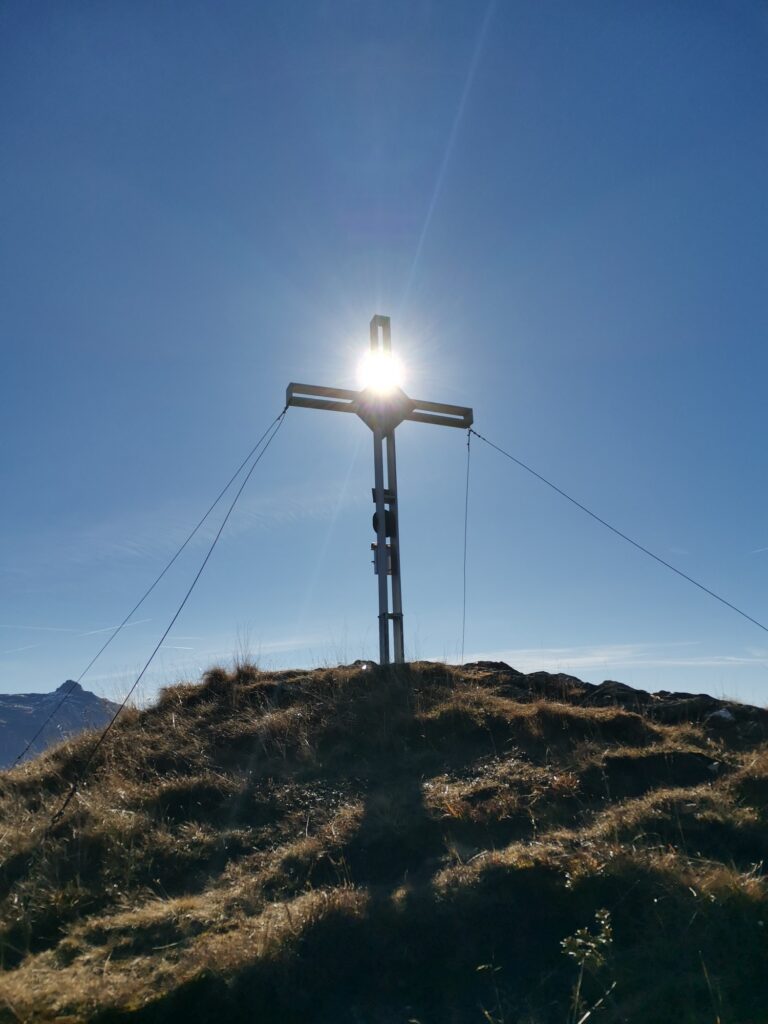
2, 661, 768, 1023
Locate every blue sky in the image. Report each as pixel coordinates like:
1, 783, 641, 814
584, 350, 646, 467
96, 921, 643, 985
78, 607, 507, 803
2, 2, 768, 704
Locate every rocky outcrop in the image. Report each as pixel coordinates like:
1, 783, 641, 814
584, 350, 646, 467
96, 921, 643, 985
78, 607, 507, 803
461, 662, 768, 740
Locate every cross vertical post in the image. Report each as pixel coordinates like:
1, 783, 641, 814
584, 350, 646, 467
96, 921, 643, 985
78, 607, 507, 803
372, 424, 390, 663
387, 429, 404, 663
286, 315, 473, 667
370, 315, 404, 665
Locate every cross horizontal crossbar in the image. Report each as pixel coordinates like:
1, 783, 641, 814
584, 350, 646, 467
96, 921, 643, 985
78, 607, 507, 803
286, 382, 473, 429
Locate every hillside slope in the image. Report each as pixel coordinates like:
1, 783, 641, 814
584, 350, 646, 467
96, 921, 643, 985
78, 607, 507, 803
1, 662, 768, 1023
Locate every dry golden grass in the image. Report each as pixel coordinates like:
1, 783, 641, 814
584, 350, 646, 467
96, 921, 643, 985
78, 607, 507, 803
1, 660, 767, 1023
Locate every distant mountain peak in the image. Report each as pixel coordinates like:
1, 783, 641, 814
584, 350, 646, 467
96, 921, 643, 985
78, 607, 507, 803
56, 680, 83, 695
0, 681, 118, 768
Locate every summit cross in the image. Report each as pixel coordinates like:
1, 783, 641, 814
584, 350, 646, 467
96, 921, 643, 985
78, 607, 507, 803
287, 315, 473, 666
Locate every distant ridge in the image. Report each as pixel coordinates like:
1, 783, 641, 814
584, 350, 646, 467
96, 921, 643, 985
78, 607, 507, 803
0, 681, 119, 768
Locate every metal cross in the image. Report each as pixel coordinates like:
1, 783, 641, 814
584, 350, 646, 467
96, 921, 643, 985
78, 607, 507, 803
286, 315, 473, 665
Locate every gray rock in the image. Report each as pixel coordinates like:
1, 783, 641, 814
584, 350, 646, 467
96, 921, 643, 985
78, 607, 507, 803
706, 707, 737, 727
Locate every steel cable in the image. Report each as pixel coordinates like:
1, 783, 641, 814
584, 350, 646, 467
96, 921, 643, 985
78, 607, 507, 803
50, 408, 288, 824
470, 427, 768, 636
14, 409, 288, 767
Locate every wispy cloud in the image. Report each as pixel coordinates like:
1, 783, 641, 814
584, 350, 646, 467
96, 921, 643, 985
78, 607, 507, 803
14, 476, 366, 578
77, 618, 152, 637
227, 485, 366, 538
462, 641, 768, 674
1, 644, 41, 656
0, 623, 78, 633
0, 617, 152, 638
85, 633, 324, 687
752, 546, 768, 555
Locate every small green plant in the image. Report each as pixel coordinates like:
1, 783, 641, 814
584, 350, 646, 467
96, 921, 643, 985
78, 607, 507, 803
561, 908, 614, 1023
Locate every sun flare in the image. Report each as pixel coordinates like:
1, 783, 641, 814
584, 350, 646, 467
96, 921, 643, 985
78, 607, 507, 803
357, 350, 405, 394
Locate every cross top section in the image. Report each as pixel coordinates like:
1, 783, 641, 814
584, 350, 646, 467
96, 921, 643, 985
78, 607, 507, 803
286, 315, 473, 665
370, 314, 392, 353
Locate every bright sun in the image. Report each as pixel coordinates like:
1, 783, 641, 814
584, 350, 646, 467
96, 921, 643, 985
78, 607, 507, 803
357, 350, 405, 394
